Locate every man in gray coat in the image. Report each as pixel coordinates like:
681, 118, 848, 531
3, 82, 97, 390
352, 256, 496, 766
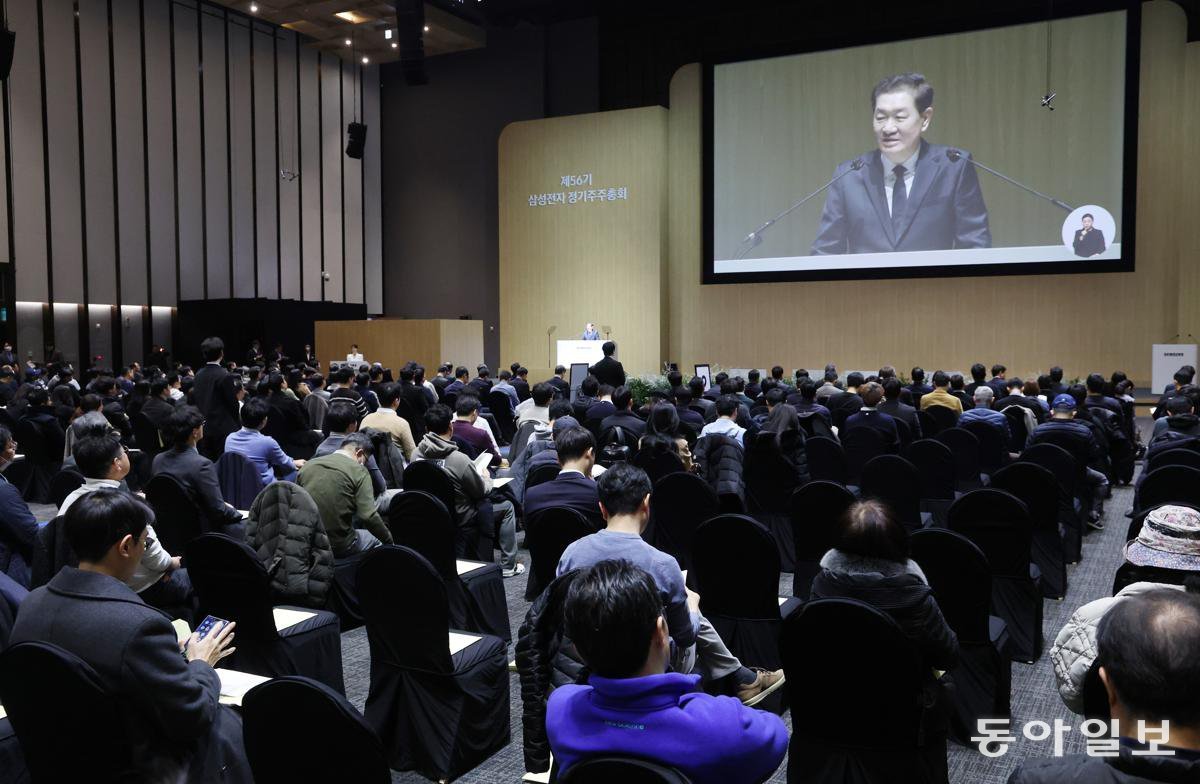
10, 488, 251, 782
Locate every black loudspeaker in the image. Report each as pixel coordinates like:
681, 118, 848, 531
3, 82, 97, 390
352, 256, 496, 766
345, 122, 366, 159
0, 28, 14, 81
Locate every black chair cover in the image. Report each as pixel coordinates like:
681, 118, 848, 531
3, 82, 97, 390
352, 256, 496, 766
387, 490, 510, 642
215, 451, 265, 510
841, 427, 888, 485
916, 409, 939, 438
1018, 442, 1085, 563
185, 534, 344, 691
1111, 561, 1196, 594
486, 390, 517, 445
805, 436, 848, 485
558, 756, 692, 784
935, 428, 984, 491
947, 489, 1042, 663
48, 469, 84, 509
959, 420, 1009, 474
1134, 465, 1200, 517
0, 641, 134, 782
631, 450, 686, 485
780, 599, 946, 784
12, 419, 59, 504
905, 438, 957, 525
1147, 445, 1200, 472
910, 529, 1012, 746
357, 546, 509, 781
648, 472, 719, 572
524, 506, 596, 601
0, 718, 24, 784
242, 676, 390, 784
1001, 407, 1030, 454
510, 420, 540, 464
745, 432, 803, 570
991, 462, 1067, 600
861, 454, 924, 531
144, 473, 207, 554
789, 481, 855, 599
527, 463, 562, 490
402, 461, 458, 522
924, 405, 960, 434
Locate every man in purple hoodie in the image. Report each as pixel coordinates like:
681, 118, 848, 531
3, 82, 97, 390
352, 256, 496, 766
547, 559, 788, 783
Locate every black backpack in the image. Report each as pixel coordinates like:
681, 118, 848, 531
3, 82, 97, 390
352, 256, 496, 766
597, 426, 634, 467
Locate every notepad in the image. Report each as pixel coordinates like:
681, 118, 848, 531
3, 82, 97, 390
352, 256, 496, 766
238, 509, 250, 519
216, 669, 270, 707
473, 452, 493, 475
455, 560, 487, 576
273, 608, 317, 632
491, 477, 514, 488
0, 703, 7, 721
448, 631, 480, 656
778, 597, 789, 606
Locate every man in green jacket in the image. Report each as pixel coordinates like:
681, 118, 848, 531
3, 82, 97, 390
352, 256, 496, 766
297, 432, 393, 558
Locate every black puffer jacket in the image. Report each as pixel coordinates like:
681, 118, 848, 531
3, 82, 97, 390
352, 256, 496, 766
693, 433, 746, 501
515, 570, 587, 774
246, 481, 334, 609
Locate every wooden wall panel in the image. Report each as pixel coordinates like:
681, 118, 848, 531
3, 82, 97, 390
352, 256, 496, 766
342, 64, 363, 305
9, 0, 47, 303
174, 1, 205, 300
145, 0, 177, 305
320, 56, 344, 302
253, 25, 279, 299
298, 46, 322, 301
362, 65, 383, 314
228, 17, 255, 296
42, 0, 84, 304
113, 0, 147, 304
276, 30, 301, 300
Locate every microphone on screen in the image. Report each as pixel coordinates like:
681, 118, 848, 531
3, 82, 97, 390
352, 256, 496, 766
945, 149, 1074, 212
733, 157, 866, 260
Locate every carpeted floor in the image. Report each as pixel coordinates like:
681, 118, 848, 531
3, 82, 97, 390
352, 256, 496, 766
335, 468, 1139, 784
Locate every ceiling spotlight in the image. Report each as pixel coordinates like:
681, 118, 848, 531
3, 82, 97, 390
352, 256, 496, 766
423, 25, 429, 32
344, 38, 352, 46
361, 56, 369, 64
249, 2, 258, 12
391, 42, 397, 49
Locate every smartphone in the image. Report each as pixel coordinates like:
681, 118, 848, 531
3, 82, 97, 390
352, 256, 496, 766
194, 615, 229, 641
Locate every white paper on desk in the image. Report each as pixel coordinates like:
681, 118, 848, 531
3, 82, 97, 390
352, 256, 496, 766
0, 703, 7, 721
238, 509, 250, 519
490, 476, 514, 488
473, 452, 492, 476
448, 631, 480, 656
217, 669, 270, 706
778, 597, 788, 606
272, 608, 317, 632
455, 560, 487, 576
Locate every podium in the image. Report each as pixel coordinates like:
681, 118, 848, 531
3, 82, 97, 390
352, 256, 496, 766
314, 319, 484, 375
557, 340, 605, 368
1152, 344, 1198, 394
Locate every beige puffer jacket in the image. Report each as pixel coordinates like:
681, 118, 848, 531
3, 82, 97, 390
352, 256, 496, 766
1050, 581, 1183, 714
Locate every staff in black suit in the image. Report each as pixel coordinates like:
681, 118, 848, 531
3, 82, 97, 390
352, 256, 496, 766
1072, 213, 1106, 257
191, 337, 240, 460
546, 365, 571, 400
812, 72, 990, 255
10, 489, 251, 781
588, 341, 626, 389
522, 426, 605, 529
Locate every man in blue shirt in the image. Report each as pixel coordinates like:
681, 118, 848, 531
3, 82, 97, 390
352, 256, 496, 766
224, 397, 303, 486
547, 558, 787, 784
699, 395, 747, 447
959, 385, 1012, 444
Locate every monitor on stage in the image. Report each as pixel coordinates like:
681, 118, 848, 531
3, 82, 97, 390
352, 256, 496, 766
703, 3, 1138, 284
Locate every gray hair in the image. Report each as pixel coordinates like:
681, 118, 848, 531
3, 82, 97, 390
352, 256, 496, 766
973, 386, 994, 404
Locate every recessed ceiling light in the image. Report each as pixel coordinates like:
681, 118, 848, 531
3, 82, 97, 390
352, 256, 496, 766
344, 38, 352, 46
423, 25, 430, 32
334, 11, 368, 23
391, 42, 398, 49
361, 56, 369, 64
249, 2, 258, 12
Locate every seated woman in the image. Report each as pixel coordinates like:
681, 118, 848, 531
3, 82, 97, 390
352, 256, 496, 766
641, 404, 694, 473
809, 500, 958, 759
756, 403, 809, 485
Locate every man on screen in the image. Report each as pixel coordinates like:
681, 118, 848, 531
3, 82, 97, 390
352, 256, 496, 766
1072, 213, 1106, 257
811, 72, 991, 255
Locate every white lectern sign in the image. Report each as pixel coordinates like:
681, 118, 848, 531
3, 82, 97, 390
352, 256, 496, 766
1152, 344, 1198, 395
557, 340, 605, 369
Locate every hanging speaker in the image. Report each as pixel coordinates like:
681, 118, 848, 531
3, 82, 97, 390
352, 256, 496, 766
0, 28, 14, 81
345, 122, 366, 159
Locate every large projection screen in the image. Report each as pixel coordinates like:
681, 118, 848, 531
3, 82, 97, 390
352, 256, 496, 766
704, 4, 1139, 284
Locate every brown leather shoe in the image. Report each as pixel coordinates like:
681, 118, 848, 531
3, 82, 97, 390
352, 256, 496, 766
736, 668, 785, 707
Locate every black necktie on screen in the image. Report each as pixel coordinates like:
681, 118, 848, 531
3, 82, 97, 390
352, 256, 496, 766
891, 164, 907, 237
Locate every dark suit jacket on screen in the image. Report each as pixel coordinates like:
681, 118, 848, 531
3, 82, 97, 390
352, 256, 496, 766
1072, 227, 1106, 257
811, 141, 991, 255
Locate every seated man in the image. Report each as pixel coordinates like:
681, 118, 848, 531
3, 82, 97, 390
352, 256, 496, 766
546, 365, 570, 400
878, 377, 922, 440
687, 376, 716, 422
699, 395, 747, 447
1008, 589, 1200, 783
152, 406, 247, 536
298, 432, 393, 558
673, 387, 706, 432
492, 369, 521, 410
584, 385, 616, 433
1151, 394, 1200, 440
415, 404, 522, 577
949, 373, 974, 411
558, 463, 784, 705
0, 425, 39, 587
523, 426, 605, 529
61, 431, 189, 609
360, 382, 418, 461
451, 395, 502, 469
572, 376, 600, 422
919, 370, 964, 414
547, 557, 788, 784
842, 382, 900, 452
515, 381, 554, 426
599, 385, 646, 439
315, 401, 387, 496
959, 386, 1012, 444
10, 489, 250, 782
1028, 394, 1109, 526
141, 377, 178, 434
223, 397, 303, 486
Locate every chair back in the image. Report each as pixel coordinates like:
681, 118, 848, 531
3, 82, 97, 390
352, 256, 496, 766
525, 507, 596, 598
385, 491, 457, 579
789, 481, 855, 598
559, 756, 691, 784
509, 420, 540, 464
916, 409, 939, 438
527, 462, 562, 490
13, 417, 57, 466
860, 454, 923, 530
144, 473, 206, 554
840, 426, 888, 483
991, 462, 1060, 535
1136, 465, 1200, 514
402, 460, 458, 521
485, 391, 517, 444
904, 438, 956, 500
185, 533, 280, 640
960, 419, 1008, 473
1019, 442, 1082, 499
924, 404, 960, 434
935, 427, 982, 486
215, 450, 265, 509
947, 489, 1032, 579
631, 449, 686, 484
892, 416, 912, 449
744, 431, 800, 514
357, 545, 454, 674
649, 472, 719, 571
909, 528, 992, 643
796, 411, 836, 440
394, 397, 424, 439
1112, 562, 1196, 595
1002, 407, 1032, 453
49, 468, 85, 509
805, 436, 848, 484
1148, 446, 1200, 473
130, 411, 164, 455
692, 514, 781, 619
242, 676, 390, 784
780, 599, 922, 749
0, 641, 134, 780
